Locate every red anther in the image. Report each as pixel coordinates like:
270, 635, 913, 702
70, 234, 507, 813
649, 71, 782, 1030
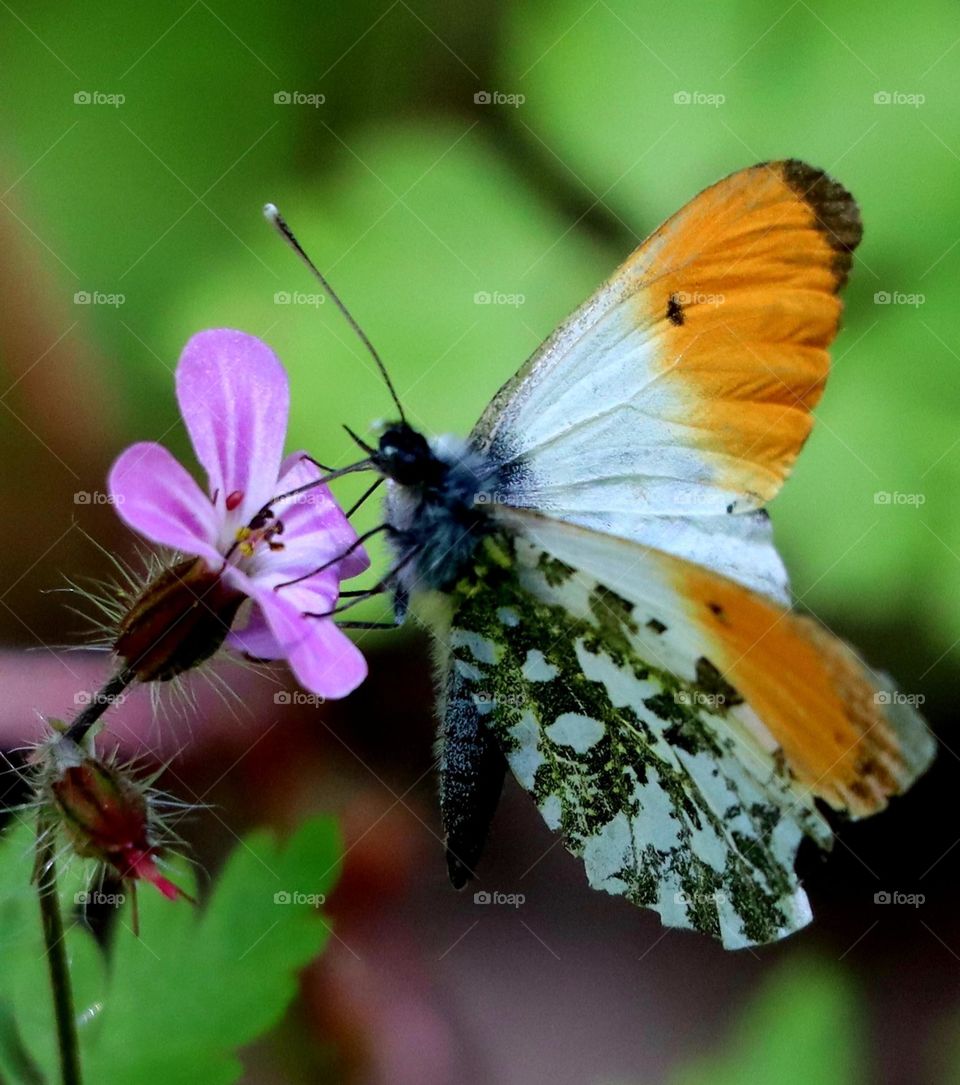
225, 490, 244, 511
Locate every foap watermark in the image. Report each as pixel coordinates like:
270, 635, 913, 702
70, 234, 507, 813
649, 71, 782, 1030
74, 490, 124, 506
75, 889, 126, 906
273, 91, 326, 107
674, 888, 729, 907
874, 690, 925, 708
74, 90, 125, 108
471, 690, 526, 709
474, 290, 525, 308
273, 890, 326, 906
74, 290, 125, 308
675, 689, 727, 710
873, 90, 925, 108
672, 289, 725, 308
274, 290, 325, 308
473, 90, 525, 108
274, 690, 326, 707
673, 90, 725, 107
279, 489, 337, 508
874, 490, 926, 507
74, 689, 127, 708
671, 490, 723, 510
874, 889, 925, 907
874, 290, 925, 307
473, 889, 525, 908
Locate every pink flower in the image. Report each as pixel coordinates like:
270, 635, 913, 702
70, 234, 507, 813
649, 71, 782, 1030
108, 329, 369, 698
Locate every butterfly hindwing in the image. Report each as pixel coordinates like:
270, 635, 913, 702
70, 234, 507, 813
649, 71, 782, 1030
442, 532, 836, 949
498, 510, 936, 819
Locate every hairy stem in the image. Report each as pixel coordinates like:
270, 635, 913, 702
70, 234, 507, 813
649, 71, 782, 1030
34, 818, 82, 1085
64, 668, 135, 746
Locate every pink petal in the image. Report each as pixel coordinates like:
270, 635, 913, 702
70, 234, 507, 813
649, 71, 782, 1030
226, 603, 284, 659
175, 330, 290, 529
108, 443, 222, 567
227, 550, 343, 642
259, 450, 371, 582
287, 618, 368, 700
250, 584, 367, 699
123, 848, 184, 901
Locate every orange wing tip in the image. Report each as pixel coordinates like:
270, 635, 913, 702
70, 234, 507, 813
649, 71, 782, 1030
795, 630, 936, 818
849, 672, 937, 817
679, 564, 934, 819
774, 160, 864, 288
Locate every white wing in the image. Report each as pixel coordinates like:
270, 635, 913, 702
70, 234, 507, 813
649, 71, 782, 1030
442, 519, 933, 946
471, 160, 864, 605
444, 529, 826, 948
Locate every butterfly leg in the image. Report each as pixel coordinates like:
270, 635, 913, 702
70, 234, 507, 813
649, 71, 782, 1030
345, 476, 385, 518
301, 547, 419, 620
336, 620, 400, 630
274, 524, 392, 591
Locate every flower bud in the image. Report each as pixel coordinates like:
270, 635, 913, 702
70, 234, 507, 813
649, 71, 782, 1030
45, 739, 183, 900
114, 556, 244, 682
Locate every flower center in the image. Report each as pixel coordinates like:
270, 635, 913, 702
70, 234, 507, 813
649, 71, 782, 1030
233, 508, 286, 562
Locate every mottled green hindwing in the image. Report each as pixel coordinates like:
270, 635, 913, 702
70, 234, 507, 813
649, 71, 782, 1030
442, 534, 832, 949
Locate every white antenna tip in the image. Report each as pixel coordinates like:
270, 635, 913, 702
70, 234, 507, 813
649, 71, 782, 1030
263, 202, 280, 223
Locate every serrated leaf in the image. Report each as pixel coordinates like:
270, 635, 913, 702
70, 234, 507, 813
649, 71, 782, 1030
0, 815, 342, 1085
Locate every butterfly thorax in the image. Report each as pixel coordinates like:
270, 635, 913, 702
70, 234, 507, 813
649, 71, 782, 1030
376, 422, 504, 606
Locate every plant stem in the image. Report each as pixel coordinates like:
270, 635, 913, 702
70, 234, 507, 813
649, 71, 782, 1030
64, 668, 135, 746
34, 818, 82, 1085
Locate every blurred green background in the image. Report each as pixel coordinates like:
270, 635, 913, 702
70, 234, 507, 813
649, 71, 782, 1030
0, 1, 958, 1082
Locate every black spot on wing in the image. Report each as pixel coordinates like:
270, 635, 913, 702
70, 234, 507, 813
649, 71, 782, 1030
706, 601, 731, 627
666, 293, 685, 326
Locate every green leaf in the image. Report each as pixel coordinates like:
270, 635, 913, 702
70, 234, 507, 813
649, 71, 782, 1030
671, 959, 865, 1085
0, 815, 343, 1085
0, 997, 45, 1085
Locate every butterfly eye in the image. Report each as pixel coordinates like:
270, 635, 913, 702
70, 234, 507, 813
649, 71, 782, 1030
376, 424, 437, 485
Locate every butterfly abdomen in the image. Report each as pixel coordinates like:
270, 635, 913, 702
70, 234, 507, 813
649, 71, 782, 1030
437, 664, 508, 887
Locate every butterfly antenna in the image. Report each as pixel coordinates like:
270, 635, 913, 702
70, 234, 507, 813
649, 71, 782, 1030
263, 203, 407, 424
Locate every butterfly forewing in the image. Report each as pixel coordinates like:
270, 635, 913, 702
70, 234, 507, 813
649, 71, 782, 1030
471, 160, 862, 604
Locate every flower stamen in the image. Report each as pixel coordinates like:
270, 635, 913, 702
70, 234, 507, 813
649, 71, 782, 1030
234, 514, 286, 559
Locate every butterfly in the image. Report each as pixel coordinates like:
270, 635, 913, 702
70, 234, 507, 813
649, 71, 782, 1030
269, 159, 935, 948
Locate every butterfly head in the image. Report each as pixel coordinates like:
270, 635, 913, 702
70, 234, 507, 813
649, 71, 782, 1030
374, 422, 446, 488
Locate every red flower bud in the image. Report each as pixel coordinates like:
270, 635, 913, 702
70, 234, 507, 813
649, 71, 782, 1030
46, 740, 184, 901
